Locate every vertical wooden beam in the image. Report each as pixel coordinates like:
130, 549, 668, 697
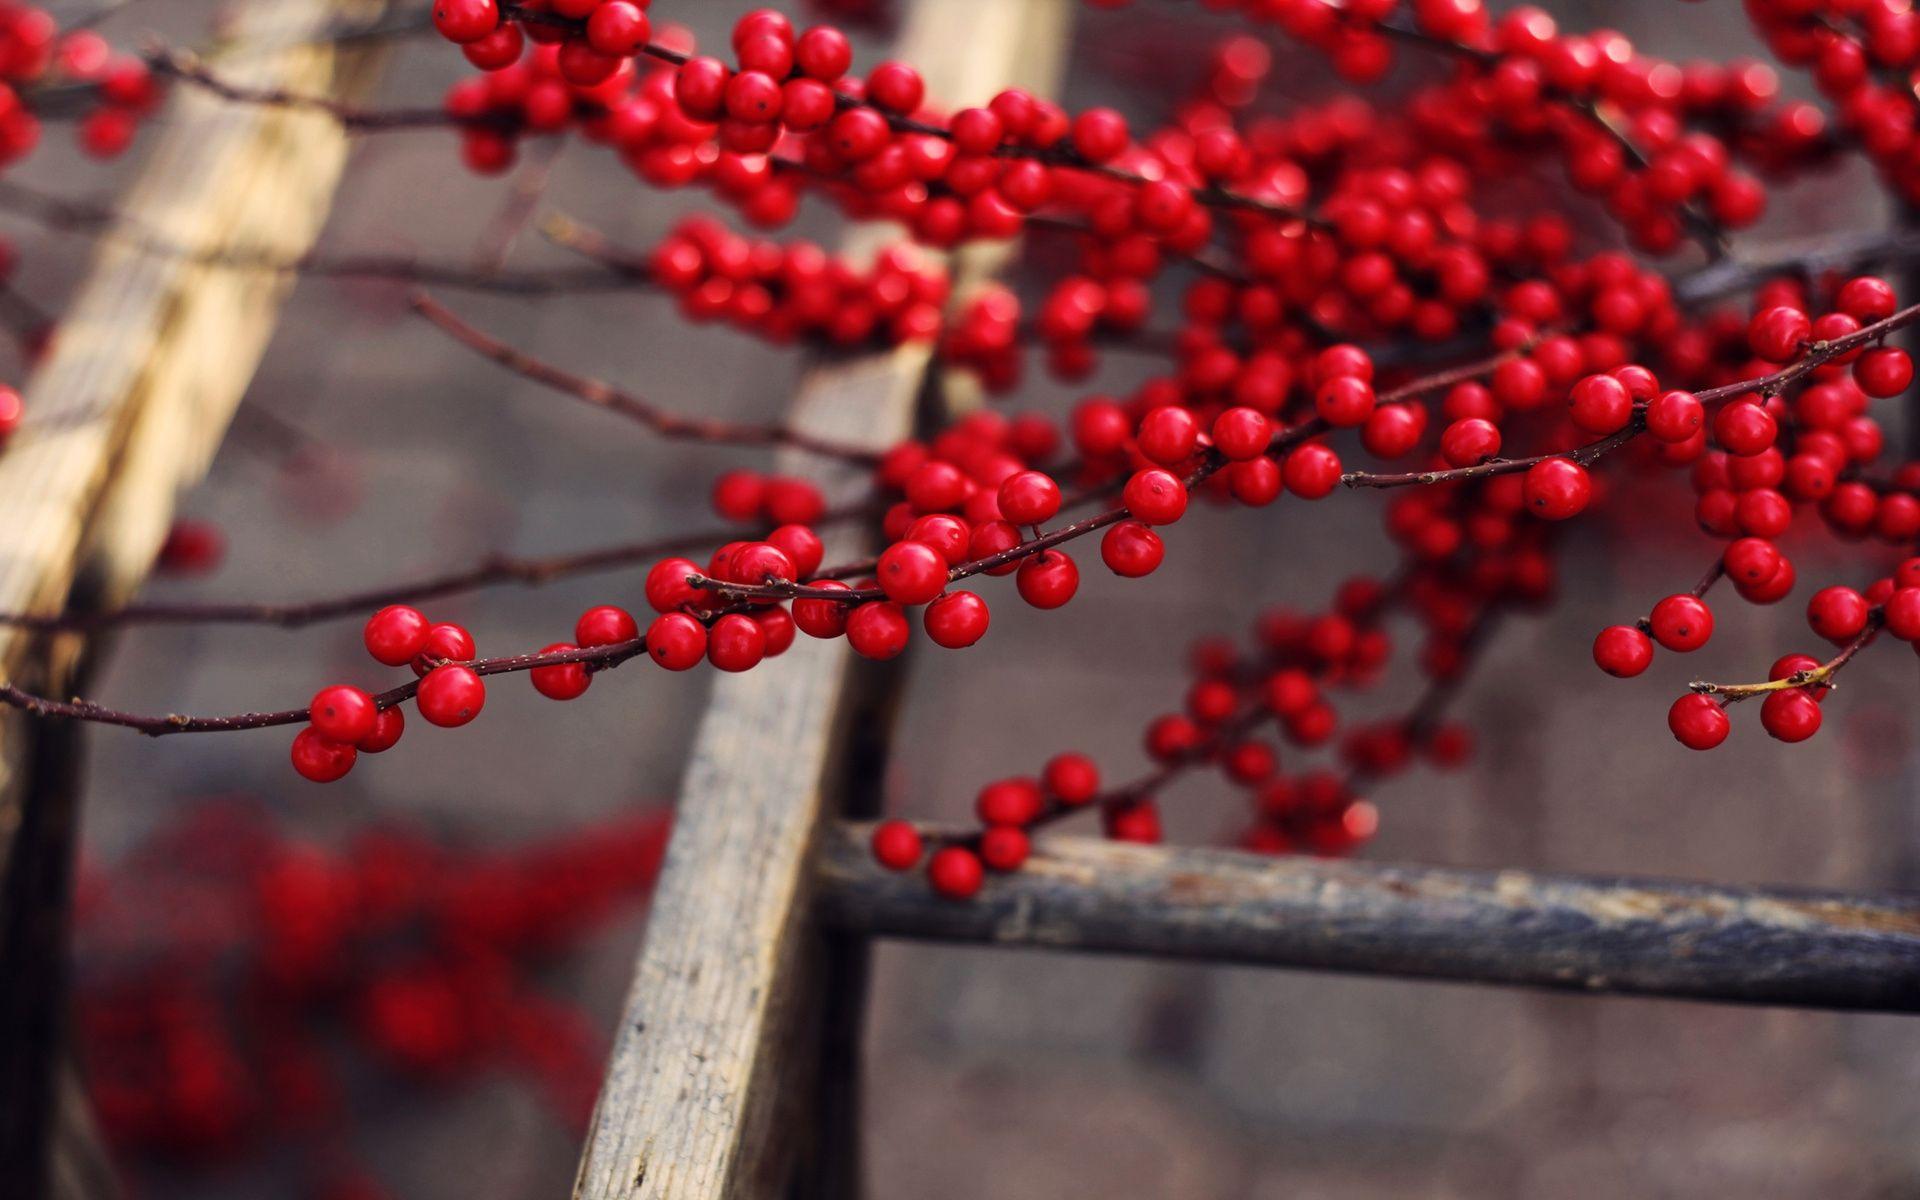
570, 3, 1070, 1198
0, 6, 389, 1196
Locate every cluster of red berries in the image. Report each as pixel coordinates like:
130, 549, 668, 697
289, 606, 482, 782
1751, 0, 1920, 205
76, 800, 668, 1182
651, 214, 948, 347
0, 5, 162, 165
865, 575, 1486, 896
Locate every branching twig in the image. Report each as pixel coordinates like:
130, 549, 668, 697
411, 292, 885, 464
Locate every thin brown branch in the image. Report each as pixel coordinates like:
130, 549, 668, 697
410, 292, 885, 463
0, 637, 649, 736
1690, 611, 1883, 702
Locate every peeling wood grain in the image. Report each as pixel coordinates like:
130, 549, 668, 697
817, 824, 1920, 1013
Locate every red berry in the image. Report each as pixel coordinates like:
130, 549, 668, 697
1668, 694, 1729, 750
1043, 752, 1100, 804
877, 539, 949, 605
1101, 519, 1164, 577
586, 1, 649, 56
647, 612, 707, 670
291, 727, 357, 782
1722, 537, 1781, 586
1712, 401, 1777, 456
1885, 587, 1920, 640
997, 470, 1061, 525
1522, 458, 1591, 520
846, 600, 910, 660
870, 820, 923, 871
1748, 305, 1810, 362
1567, 373, 1632, 434
927, 845, 984, 899
309, 685, 377, 745
1212, 407, 1273, 461
795, 26, 852, 80
1284, 444, 1341, 498
865, 61, 924, 113
531, 643, 592, 700
575, 604, 640, 647
1646, 390, 1703, 442
1760, 688, 1822, 743
979, 826, 1030, 871
356, 707, 405, 753
1440, 417, 1500, 467
417, 665, 486, 727
410, 623, 475, 677
1315, 375, 1376, 427
707, 613, 767, 672
1854, 347, 1913, 398
1592, 624, 1653, 677
1069, 107, 1128, 163
1806, 585, 1869, 643
976, 777, 1043, 825
1137, 406, 1199, 465
1015, 550, 1079, 609
924, 590, 990, 648
1648, 594, 1713, 652
1123, 467, 1188, 525
364, 605, 431, 666
432, 0, 498, 43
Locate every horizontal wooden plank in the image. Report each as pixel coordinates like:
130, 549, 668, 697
817, 823, 1920, 1013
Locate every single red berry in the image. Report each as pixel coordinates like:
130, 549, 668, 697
1284, 444, 1341, 498
1668, 694, 1730, 750
1712, 401, 1777, 456
1522, 458, 1591, 520
1123, 467, 1188, 525
1760, 688, 1822, 743
1439, 417, 1500, 467
865, 61, 924, 113
795, 26, 852, 80
924, 590, 990, 648
531, 643, 592, 700
1567, 373, 1632, 434
309, 685, 377, 745
291, 727, 357, 782
1315, 376, 1376, 427
647, 612, 707, 670
1137, 406, 1199, 465
1854, 347, 1913, 398
586, 1, 649, 56
976, 777, 1043, 825
356, 707, 405, 753
979, 826, 1030, 872
1042, 752, 1100, 804
1646, 390, 1703, 442
575, 604, 640, 647
997, 470, 1061, 525
1836, 276, 1896, 322
1069, 107, 1127, 163
870, 820, 923, 871
1101, 520, 1164, 577
1015, 550, 1079, 609
927, 845, 984, 899
1649, 594, 1713, 652
364, 605, 431, 666
417, 665, 486, 727
432, 0, 498, 43
707, 613, 767, 672
1211, 407, 1272, 461
645, 558, 703, 613
1884, 587, 1920, 640
1722, 537, 1781, 586
877, 539, 949, 606
1748, 305, 1810, 362
1806, 585, 1870, 643
846, 600, 911, 660
1592, 625, 1654, 677
410, 623, 476, 677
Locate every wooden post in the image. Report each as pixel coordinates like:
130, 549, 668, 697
0, 6, 389, 1196
570, 3, 1069, 1198
817, 823, 1920, 1013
